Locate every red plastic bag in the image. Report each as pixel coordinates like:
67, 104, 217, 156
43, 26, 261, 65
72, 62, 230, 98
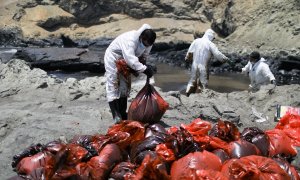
116, 58, 145, 78
16, 152, 56, 177
265, 129, 297, 157
76, 144, 123, 180
170, 151, 222, 179
221, 155, 290, 179
275, 114, 300, 146
129, 154, 170, 180
65, 144, 89, 166
128, 78, 169, 124
116, 59, 131, 78
180, 118, 212, 136
209, 120, 240, 142
227, 140, 261, 158
88, 144, 122, 180
106, 120, 145, 149
155, 144, 176, 162
273, 157, 300, 180
110, 162, 136, 180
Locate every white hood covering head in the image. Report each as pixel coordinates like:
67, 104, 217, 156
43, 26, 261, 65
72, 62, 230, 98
137, 24, 152, 36
203, 29, 215, 41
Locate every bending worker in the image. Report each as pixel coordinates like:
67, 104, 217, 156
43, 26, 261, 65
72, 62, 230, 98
104, 24, 156, 123
185, 29, 229, 96
242, 51, 276, 93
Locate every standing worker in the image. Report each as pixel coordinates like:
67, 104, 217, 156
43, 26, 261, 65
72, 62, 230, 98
185, 29, 229, 96
242, 51, 276, 93
104, 24, 156, 123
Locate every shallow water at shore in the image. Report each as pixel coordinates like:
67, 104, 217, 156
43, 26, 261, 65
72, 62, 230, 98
154, 63, 250, 93
48, 63, 250, 93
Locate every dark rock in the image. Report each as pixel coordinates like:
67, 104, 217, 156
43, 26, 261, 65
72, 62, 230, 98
203, 8, 214, 21
124, 1, 156, 19
41, 37, 63, 47
37, 16, 76, 31
53, 0, 203, 25
12, 47, 105, 73
61, 35, 78, 47
12, 9, 26, 21
0, 26, 23, 46
17, 1, 38, 8
58, 0, 124, 25
211, 0, 236, 37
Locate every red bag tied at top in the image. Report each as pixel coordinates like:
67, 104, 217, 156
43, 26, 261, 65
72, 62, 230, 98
128, 78, 169, 124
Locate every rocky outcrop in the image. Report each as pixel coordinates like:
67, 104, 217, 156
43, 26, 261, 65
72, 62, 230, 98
1, 0, 299, 50
55, 0, 207, 24
211, 0, 236, 37
9, 47, 105, 73
0, 26, 23, 46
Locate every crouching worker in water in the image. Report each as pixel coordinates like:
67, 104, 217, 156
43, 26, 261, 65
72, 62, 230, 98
104, 24, 156, 123
242, 51, 276, 93
185, 29, 229, 97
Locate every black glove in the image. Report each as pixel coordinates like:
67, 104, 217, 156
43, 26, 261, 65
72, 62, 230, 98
271, 80, 276, 86
268, 80, 276, 95
143, 65, 154, 78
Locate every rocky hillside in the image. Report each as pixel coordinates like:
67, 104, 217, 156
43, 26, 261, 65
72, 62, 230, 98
0, 0, 299, 50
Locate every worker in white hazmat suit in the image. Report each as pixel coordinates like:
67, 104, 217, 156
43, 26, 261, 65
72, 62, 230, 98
104, 24, 156, 123
242, 51, 276, 93
185, 29, 229, 96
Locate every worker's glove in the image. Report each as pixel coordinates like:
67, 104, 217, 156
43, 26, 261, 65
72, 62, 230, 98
143, 64, 154, 78
271, 80, 276, 86
138, 56, 146, 65
268, 80, 276, 95
241, 67, 246, 73
185, 53, 193, 63
222, 56, 232, 64
184, 56, 189, 61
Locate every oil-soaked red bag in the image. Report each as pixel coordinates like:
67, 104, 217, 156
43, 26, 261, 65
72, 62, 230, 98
16, 152, 56, 177
227, 140, 261, 158
265, 129, 297, 157
170, 151, 222, 179
107, 120, 145, 149
221, 155, 290, 179
128, 78, 169, 124
88, 144, 123, 180
275, 114, 300, 147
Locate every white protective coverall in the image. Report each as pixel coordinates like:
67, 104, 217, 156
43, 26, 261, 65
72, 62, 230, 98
104, 24, 153, 102
186, 29, 228, 93
242, 58, 275, 91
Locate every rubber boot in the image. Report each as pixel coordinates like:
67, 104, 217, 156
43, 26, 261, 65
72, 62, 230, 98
202, 83, 208, 90
119, 97, 128, 120
186, 84, 193, 97
108, 100, 122, 123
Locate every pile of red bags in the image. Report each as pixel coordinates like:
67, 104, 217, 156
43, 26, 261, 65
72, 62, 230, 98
11, 114, 300, 179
